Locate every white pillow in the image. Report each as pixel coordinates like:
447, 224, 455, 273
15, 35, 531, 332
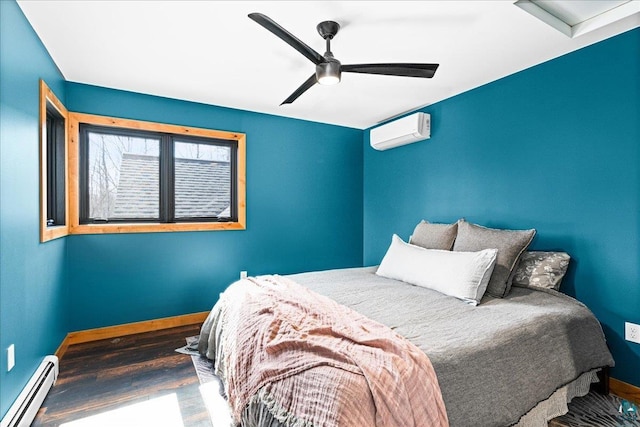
376, 234, 498, 305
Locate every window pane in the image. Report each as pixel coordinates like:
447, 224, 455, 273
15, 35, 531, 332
46, 110, 66, 226
174, 141, 231, 218
87, 132, 160, 219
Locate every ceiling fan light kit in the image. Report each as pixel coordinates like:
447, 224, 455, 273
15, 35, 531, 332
248, 13, 439, 105
316, 57, 341, 85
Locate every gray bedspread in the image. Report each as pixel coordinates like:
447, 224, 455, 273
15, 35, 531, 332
286, 267, 614, 427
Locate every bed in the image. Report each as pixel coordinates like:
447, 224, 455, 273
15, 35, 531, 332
198, 221, 614, 427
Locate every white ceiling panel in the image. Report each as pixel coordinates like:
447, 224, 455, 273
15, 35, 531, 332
17, 1, 640, 129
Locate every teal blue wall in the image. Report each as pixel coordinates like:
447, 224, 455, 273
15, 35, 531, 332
364, 28, 640, 386
64, 83, 364, 330
0, 1, 68, 418
2, 0, 638, 418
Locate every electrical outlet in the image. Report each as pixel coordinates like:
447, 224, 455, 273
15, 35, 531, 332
240, 270, 248, 279
7, 344, 15, 372
625, 322, 640, 344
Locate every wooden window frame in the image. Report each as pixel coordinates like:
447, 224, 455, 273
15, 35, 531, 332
68, 112, 246, 235
40, 80, 69, 242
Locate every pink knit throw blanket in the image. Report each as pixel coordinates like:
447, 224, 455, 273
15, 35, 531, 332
223, 275, 449, 427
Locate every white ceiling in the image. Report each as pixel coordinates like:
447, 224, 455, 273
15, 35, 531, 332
17, 1, 640, 129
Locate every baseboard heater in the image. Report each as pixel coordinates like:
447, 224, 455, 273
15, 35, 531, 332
1, 356, 58, 427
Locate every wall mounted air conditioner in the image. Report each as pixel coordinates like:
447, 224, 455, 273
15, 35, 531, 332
370, 112, 430, 151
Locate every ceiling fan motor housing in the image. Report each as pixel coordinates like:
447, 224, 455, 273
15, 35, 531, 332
316, 56, 341, 85
315, 21, 341, 85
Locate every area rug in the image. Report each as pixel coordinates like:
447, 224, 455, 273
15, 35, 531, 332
550, 391, 639, 427
175, 335, 217, 384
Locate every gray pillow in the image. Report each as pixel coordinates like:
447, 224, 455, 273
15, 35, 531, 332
512, 251, 570, 291
409, 220, 458, 250
453, 219, 536, 298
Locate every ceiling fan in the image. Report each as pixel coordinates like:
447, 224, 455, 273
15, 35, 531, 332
248, 13, 439, 105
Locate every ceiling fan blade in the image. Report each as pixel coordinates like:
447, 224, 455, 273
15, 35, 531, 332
249, 13, 324, 65
281, 74, 317, 105
342, 63, 439, 78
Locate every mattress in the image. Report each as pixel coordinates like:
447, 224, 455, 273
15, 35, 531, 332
199, 266, 614, 427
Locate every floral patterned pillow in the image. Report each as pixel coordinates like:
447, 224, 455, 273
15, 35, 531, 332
512, 251, 570, 291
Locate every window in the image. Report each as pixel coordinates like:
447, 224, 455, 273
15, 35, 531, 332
68, 113, 245, 234
80, 126, 161, 222
39, 80, 69, 242
46, 108, 66, 225
78, 125, 237, 224
173, 139, 234, 220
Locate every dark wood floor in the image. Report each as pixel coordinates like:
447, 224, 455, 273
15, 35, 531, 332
33, 324, 213, 427
33, 324, 636, 427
